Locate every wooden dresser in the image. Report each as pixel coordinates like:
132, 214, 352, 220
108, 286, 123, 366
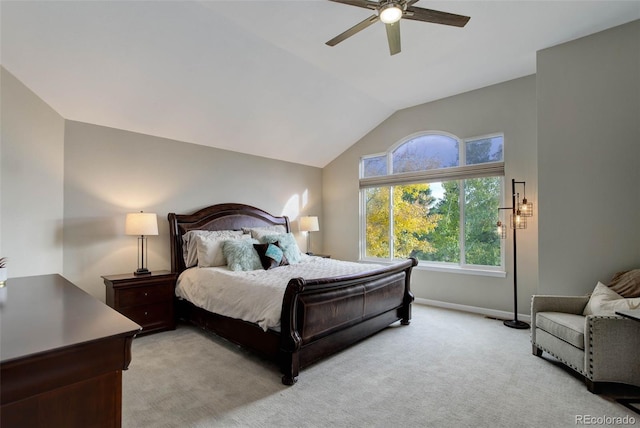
0, 274, 141, 428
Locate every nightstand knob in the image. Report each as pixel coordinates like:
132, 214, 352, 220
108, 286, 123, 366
144, 311, 148, 316
144, 292, 148, 296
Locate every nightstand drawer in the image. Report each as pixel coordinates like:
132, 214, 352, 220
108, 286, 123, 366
116, 283, 173, 308
118, 301, 172, 329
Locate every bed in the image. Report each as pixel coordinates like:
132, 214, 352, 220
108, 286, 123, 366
168, 203, 417, 385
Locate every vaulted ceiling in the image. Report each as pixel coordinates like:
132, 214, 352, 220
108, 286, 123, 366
2, 1, 639, 167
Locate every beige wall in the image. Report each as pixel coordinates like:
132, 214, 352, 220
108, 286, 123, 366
1, 67, 65, 277
63, 121, 322, 300
537, 20, 640, 294
323, 76, 538, 317
2, 66, 321, 301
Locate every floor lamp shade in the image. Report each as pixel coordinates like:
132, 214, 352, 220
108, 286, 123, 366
125, 212, 158, 275
299, 216, 319, 254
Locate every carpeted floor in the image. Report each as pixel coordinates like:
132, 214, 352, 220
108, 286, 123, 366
122, 304, 639, 427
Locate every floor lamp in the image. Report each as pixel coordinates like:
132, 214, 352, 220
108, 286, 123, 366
497, 179, 533, 329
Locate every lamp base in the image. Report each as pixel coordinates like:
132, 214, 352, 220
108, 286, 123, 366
134, 268, 151, 276
503, 319, 530, 329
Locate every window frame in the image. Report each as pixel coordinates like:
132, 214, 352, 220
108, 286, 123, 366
359, 131, 506, 276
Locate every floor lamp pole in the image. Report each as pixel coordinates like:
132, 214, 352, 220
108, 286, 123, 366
504, 178, 530, 329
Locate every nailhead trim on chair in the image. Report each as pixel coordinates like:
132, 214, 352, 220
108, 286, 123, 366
586, 315, 620, 381
530, 295, 588, 377
588, 318, 594, 376
534, 315, 624, 382
534, 341, 586, 376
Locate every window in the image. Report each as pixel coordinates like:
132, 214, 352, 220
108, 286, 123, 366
360, 132, 504, 272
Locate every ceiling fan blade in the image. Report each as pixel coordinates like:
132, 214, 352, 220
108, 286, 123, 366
404, 6, 470, 27
327, 0, 379, 11
385, 22, 401, 56
326, 14, 379, 46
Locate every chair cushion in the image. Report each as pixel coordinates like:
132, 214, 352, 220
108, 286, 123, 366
536, 312, 585, 350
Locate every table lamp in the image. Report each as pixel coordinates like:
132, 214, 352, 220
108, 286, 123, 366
125, 211, 158, 275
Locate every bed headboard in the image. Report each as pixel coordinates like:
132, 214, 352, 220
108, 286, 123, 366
168, 203, 291, 274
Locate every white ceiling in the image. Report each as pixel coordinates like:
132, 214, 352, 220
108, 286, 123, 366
2, 1, 639, 167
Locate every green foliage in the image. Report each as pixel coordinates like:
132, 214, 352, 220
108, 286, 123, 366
365, 178, 501, 267
393, 184, 440, 258
421, 181, 460, 263
464, 177, 501, 266
365, 184, 440, 258
365, 187, 390, 257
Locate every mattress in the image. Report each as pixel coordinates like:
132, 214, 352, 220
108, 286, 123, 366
175, 255, 384, 331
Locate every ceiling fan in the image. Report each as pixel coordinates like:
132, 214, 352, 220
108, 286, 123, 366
325, 0, 470, 56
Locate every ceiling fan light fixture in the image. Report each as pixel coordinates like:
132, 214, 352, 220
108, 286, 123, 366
379, 3, 403, 24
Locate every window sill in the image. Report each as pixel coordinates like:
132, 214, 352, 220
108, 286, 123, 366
359, 258, 506, 278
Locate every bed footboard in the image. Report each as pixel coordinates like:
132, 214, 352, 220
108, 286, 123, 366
279, 258, 417, 385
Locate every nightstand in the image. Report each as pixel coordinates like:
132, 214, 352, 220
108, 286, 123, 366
102, 270, 177, 335
307, 253, 331, 258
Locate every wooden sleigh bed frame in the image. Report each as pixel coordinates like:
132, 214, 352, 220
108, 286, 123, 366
168, 203, 417, 385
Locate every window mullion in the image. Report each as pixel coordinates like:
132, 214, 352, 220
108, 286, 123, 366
360, 189, 365, 259
389, 186, 394, 261
459, 180, 466, 266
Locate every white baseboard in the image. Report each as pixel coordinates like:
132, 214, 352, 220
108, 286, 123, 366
414, 297, 531, 323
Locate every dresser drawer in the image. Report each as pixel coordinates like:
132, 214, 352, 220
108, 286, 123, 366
118, 301, 172, 330
116, 283, 173, 308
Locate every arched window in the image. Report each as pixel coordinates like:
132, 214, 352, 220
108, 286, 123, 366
359, 132, 505, 274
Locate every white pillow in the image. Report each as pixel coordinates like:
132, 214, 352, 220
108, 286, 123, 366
243, 225, 287, 240
583, 281, 640, 316
182, 230, 244, 267
196, 234, 251, 268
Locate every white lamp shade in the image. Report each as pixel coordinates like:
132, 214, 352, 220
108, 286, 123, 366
299, 216, 319, 232
125, 212, 158, 236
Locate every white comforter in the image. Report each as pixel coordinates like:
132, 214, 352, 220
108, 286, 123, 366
176, 255, 384, 332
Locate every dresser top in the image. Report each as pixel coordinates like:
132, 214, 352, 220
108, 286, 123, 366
0, 274, 141, 363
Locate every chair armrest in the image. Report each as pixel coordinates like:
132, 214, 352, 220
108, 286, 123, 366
586, 316, 640, 386
531, 295, 589, 345
531, 295, 589, 316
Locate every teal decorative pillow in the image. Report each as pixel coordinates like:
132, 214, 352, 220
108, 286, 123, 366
259, 233, 302, 264
222, 239, 262, 271
253, 243, 289, 270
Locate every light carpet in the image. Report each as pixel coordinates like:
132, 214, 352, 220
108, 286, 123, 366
122, 304, 639, 428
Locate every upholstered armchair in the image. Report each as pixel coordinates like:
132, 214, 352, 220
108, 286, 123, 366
532, 270, 640, 392
531, 293, 640, 392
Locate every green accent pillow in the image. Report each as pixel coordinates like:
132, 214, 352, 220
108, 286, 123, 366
222, 239, 262, 271
259, 233, 302, 264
